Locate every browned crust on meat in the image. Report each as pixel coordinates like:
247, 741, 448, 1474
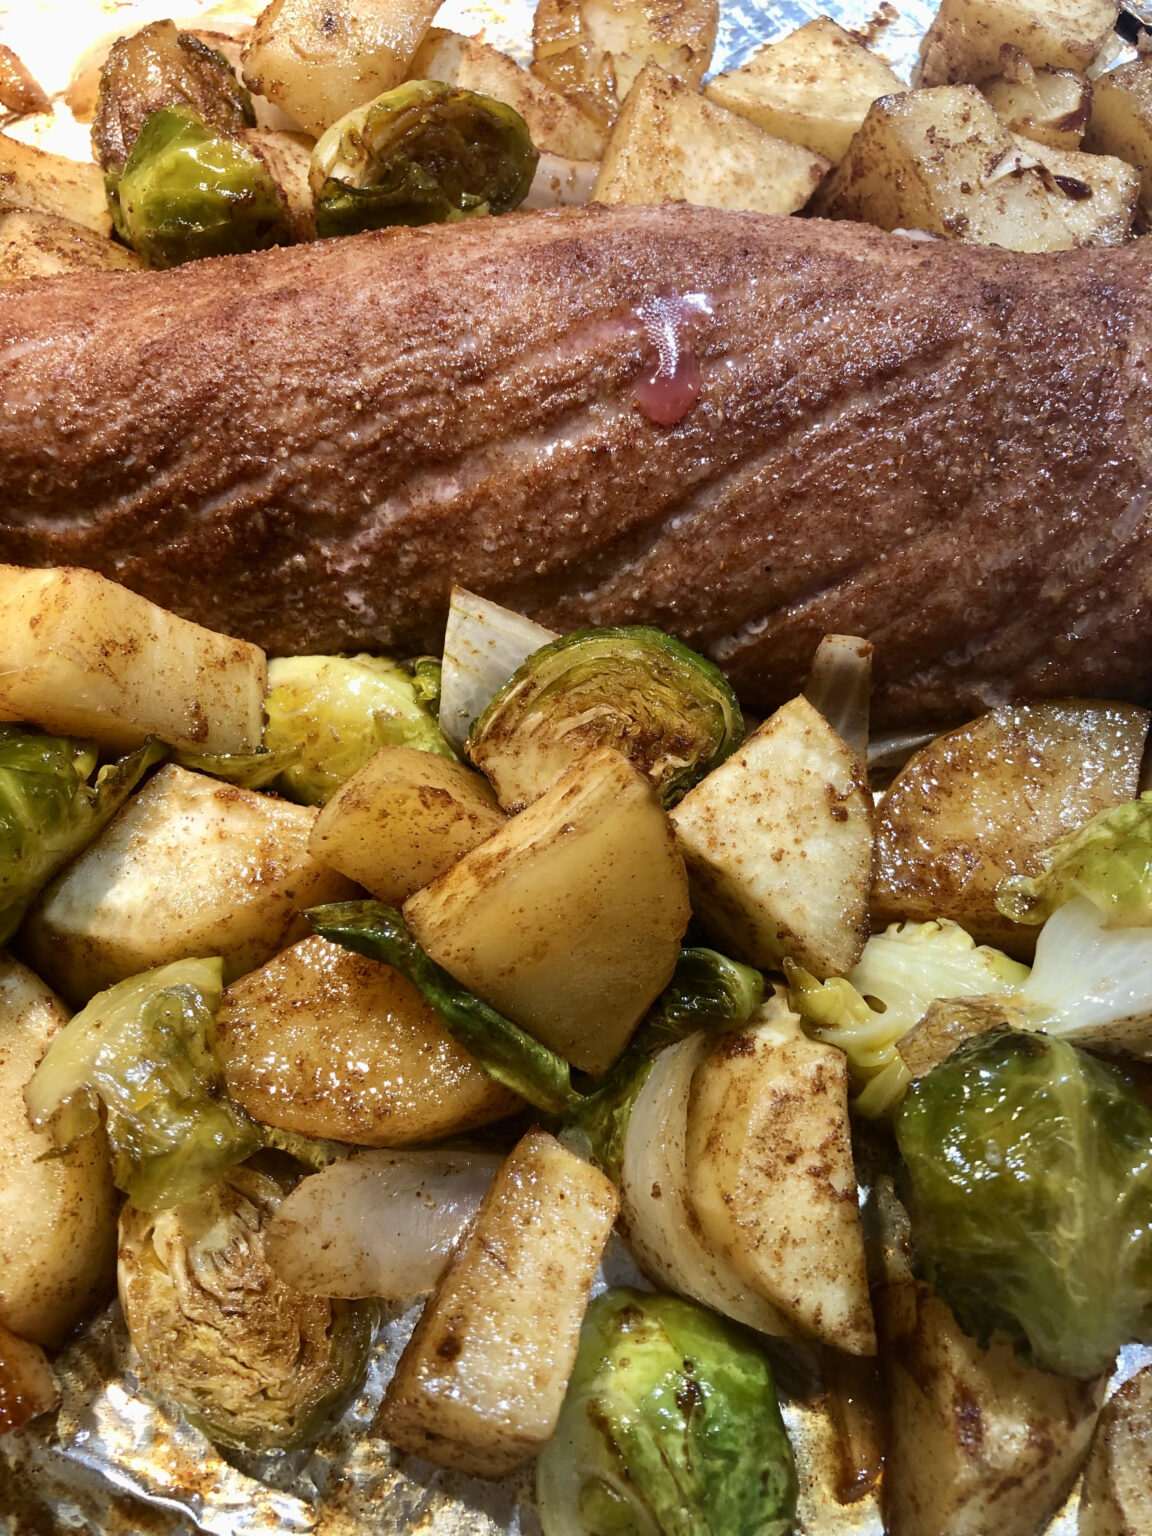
0, 203, 1149, 725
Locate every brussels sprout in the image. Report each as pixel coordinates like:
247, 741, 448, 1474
263, 653, 454, 807
0, 729, 164, 945
173, 743, 301, 789
469, 626, 745, 812
996, 793, 1152, 928
788, 919, 1029, 1117
311, 80, 538, 237
896, 1028, 1152, 1379
306, 898, 580, 1113
119, 1165, 376, 1451
536, 1287, 797, 1536
24, 957, 261, 1210
106, 106, 291, 269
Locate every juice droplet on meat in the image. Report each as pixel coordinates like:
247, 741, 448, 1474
632, 293, 712, 426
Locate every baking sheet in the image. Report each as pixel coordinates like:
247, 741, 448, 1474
0, 2, 1148, 1533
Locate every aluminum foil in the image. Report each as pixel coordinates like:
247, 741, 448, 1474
0, 2, 1147, 1534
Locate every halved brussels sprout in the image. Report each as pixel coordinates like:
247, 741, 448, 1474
107, 105, 292, 268
896, 1028, 1152, 1380
996, 793, 1152, 928
310, 80, 538, 237
469, 626, 744, 812
263, 653, 454, 806
537, 1287, 797, 1536
119, 1164, 376, 1452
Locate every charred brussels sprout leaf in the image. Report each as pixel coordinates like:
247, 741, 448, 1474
537, 1287, 797, 1536
119, 1165, 375, 1451
311, 80, 538, 236
0, 729, 164, 944
24, 957, 261, 1210
469, 626, 745, 812
896, 1028, 1152, 1379
107, 105, 291, 268
306, 899, 580, 1113
263, 653, 455, 806
996, 793, 1152, 928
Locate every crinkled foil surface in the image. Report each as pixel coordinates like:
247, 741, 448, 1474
0, 2, 1149, 1533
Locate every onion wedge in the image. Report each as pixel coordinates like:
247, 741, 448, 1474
439, 587, 557, 750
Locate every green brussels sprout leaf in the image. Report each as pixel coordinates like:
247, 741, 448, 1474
996, 793, 1152, 928
311, 80, 538, 237
306, 898, 581, 1113
173, 743, 302, 789
107, 105, 291, 268
537, 1287, 797, 1536
896, 1028, 1152, 1379
469, 625, 745, 812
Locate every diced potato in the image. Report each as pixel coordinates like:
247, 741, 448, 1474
0, 209, 145, 283
0, 956, 118, 1347
532, 0, 718, 132
241, 128, 317, 241
592, 62, 829, 214
243, 0, 441, 138
0, 1322, 57, 1435
685, 999, 875, 1355
377, 1128, 618, 1476
705, 18, 905, 164
872, 700, 1149, 957
310, 746, 505, 905
0, 565, 266, 755
21, 765, 356, 1006
811, 84, 1137, 250
982, 49, 1092, 149
1079, 1365, 1152, 1536
0, 132, 111, 237
669, 694, 873, 978
875, 1184, 1105, 1536
405, 747, 689, 1076
1084, 54, 1152, 228
918, 0, 1119, 87
409, 29, 604, 159
217, 935, 520, 1144
0, 46, 50, 117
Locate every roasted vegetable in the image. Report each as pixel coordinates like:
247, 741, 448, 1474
896, 1029, 1152, 1379
788, 919, 1028, 1116
0, 728, 162, 945
263, 653, 453, 806
307, 899, 580, 1113
310, 80, 538, 236
93, 20, 255, 172
24, 958, 261, 1210
119, 1165, 375, 1452
469, 625, 743, 812
106, 106, 292, 269
536, 1287, 797, 1536
996, 793, 1152, 927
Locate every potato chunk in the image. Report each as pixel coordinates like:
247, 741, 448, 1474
0, 957, 117, 1347
917, 0, 1119, 87
0, 1322, 57, 1435
311, 746, 505, 905
0, 132, 111, 237
685, 1000, 875, 1355
410, 29, 604, 159
218, 935, 520, 1144
592, 62, 829, 214
982, 50, 1092, 149
532, 0, 717, 131
22, 765, 355, 1005
405, 747, 689, 1076
705, 18, 905, 163
243, 0, 441, 137
0, 209, 145, 282
1079, 1365, 1152, 1536
670, 694, 873, 978
377, 1128, 618, 1475
0, 565, 266, 754
811, 84, 1137, 249
872, 700, 1149, 957
1084, 54, 1152, 228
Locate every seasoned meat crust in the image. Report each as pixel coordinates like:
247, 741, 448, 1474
0, 202, 1149, 726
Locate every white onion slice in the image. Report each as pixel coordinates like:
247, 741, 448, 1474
264, 1149, 502, 1300
521, 154, 599, 210
802, 633, 873, 759
1022, 896, 1152, 1058
439, 587, 557, 750
618, 1034, 792, 1337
